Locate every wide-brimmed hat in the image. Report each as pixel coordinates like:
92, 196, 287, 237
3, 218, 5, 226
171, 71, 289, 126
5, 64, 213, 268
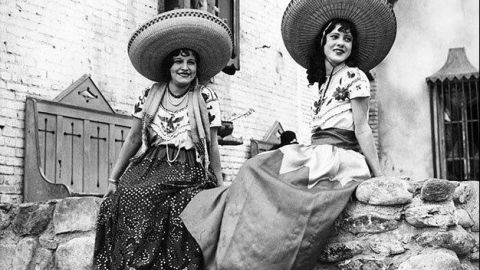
281, 0, 396, 71
128, 9, 233, 83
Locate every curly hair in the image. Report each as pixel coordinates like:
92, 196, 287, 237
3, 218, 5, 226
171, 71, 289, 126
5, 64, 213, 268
306, 19, 359, 87
161, 48, 201, 81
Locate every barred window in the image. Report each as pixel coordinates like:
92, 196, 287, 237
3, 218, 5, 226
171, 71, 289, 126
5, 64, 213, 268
427, 48, 479, 181
159, 0, 240, 74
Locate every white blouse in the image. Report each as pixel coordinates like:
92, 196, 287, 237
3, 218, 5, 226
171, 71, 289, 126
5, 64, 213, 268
311, 67, 370, 131
133, 86, 222, 149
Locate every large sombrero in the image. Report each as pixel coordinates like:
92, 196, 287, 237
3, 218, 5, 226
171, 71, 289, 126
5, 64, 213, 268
281, 0, 396, 71
128, 9, 233, 83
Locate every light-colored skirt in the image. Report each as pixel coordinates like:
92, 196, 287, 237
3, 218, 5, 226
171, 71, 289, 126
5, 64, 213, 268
181, 143, 371, 270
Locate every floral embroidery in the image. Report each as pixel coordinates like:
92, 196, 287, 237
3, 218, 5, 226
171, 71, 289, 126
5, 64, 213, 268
134, 87, 150, 113
333, 86, 349, 101
313, 99, 322, 115
201, 87, 219, 124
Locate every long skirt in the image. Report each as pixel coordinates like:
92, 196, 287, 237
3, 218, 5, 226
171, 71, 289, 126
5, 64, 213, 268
181, 143, 371, 270
93, 146, 216, 270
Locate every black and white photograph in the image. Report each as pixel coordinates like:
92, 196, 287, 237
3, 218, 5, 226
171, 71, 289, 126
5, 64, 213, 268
0, 0, 478, 269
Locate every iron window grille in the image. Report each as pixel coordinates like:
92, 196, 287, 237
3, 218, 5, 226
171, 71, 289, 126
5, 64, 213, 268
427, 48, 479, 181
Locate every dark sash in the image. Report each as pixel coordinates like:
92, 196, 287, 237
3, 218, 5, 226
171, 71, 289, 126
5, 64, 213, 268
311, 127, 360, 152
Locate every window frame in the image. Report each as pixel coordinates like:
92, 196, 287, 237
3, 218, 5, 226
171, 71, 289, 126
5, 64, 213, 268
429, 77, 479, 181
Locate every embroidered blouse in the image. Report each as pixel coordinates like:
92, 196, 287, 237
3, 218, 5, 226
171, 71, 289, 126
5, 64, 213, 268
311, 67, 370, 131
133, 86, 222, 149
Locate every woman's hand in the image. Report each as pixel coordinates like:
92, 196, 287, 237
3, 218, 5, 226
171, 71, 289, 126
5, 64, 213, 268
103, 183, 118, 198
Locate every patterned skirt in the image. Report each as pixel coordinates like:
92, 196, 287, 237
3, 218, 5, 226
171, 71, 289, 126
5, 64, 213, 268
93, 145, 216, 270
181, 143, 371, 270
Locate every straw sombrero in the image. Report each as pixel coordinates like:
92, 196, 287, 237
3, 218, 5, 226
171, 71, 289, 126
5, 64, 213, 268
128, 9, 233, 83
281, 0, 396, 71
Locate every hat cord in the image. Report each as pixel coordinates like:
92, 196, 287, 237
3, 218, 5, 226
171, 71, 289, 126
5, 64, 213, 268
319, 62, 347, 108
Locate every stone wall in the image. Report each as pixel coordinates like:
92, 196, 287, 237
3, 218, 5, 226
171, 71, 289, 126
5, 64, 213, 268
0, 178, 478, 269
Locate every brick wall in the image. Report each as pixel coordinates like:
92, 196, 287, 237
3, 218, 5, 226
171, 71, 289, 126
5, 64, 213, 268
0, 0, 380, 202
0, 0, 157, 203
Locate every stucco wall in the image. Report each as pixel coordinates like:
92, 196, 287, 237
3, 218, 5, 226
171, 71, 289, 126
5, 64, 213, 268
376, 0, 479, 178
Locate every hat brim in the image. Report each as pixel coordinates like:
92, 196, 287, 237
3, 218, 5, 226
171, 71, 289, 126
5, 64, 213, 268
128, 9, 233, 83
281, 0, 396, 71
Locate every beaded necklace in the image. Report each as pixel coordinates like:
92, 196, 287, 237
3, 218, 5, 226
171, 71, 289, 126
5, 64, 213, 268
166, 84, 188, 108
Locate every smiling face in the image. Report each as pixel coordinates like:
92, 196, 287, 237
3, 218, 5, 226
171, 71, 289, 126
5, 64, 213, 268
169, 49, 197, 87
323, 23, 353, 67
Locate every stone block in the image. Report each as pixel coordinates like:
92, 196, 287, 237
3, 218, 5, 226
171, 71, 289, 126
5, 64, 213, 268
355, 177, 412, 205
53, 197, 102, 235
421, 178, 458, 202
454, 182, 474, 204
415, 226, 476, 256
12, 237, 38, 270
456, 209, 474, 228
455, 181, 479, 232
55, 235, 95, 270
39, 234, 58, 250
337, 201, 402, 234
12, 202, 55, 236
337, 255, 392, 270
30, 247, 54, 270
460, 261, 478, 270
318, 240, 363, 263
369, 235, 405, 255
405, 197, 456, 228
407, 178, 428, 196
0, 205, 12, 230
468, 251, 479, 261
398, 248, 461, 270
0, 243, 15, 269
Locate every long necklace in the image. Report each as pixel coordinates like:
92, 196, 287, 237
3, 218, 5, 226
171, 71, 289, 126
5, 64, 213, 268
166, 143, 181, 165
167, 91, 188, 107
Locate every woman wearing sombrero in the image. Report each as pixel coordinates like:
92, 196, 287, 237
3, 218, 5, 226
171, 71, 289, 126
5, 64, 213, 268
93, 9, 232, 269
181, 0, 396, 269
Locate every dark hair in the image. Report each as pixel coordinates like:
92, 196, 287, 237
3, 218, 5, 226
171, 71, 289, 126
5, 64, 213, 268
306, 19, 359, 87
161, 48, 200, 81
270, 130, 298, 150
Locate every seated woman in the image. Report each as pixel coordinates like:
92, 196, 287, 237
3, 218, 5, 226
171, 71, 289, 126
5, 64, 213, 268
93, 9, 232, 270
181, 0, 396, 269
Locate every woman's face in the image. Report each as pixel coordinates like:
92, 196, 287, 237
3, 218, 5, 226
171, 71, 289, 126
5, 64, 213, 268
323, 23, 353, 66
169, 50, 197, 87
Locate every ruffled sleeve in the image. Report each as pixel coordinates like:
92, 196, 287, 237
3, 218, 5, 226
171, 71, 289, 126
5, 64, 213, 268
201, 86, 222, 128
347, 68, 370, 99
132, 87, 151, 119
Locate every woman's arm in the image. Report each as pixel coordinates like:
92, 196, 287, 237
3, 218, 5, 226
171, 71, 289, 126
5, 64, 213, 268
209, 127, 224, 186
104, 117, 143, 196
351, 97, 383, 177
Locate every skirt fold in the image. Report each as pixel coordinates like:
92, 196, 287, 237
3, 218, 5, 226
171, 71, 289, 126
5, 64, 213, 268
181, 144, 370, 270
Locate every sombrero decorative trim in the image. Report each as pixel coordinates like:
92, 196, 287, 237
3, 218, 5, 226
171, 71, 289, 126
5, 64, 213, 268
281, 0, 396, 71
128, 9, 233, 83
